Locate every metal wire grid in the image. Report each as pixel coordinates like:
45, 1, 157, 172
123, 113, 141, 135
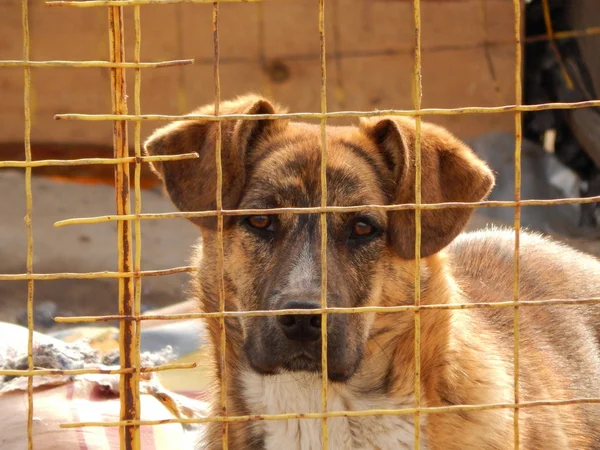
2, 0, 600, 449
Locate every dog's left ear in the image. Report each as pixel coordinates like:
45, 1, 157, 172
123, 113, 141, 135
360, 117, 495, 259
143, 95, 287, 229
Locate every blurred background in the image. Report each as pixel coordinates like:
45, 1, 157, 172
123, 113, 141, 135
0, 0, 599, 327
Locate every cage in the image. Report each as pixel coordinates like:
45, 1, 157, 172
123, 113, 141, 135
1, 0, 600, 449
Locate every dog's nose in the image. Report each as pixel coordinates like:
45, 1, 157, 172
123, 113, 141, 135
277, 300, 322, 342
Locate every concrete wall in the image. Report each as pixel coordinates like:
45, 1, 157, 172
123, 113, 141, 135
0, 0, 517, 152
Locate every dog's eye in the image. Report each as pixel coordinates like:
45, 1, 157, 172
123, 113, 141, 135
247, 215, 273, 231
351, 220, 376, 238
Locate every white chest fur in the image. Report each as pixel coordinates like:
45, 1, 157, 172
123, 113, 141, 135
242, 372, 426, 450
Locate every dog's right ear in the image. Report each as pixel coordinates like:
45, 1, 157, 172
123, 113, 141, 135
361, 116, 495, 259
144, 95, 287, 228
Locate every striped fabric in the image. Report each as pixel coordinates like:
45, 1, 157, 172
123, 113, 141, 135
0, 377, 200, 450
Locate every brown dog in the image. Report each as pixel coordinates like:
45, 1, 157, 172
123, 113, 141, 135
144, 94, 600, 450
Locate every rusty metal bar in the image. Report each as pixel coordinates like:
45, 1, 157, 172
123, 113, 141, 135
107, 4, 139, 449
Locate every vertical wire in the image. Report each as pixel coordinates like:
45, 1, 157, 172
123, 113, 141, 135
412, 0, 423, 448
107, 5, 138, 450
175, 5, 187, 114
541, 0, 573, 89
21, 0, 34, 447
331, 0, 345, 110
512, 0, 523, 447
480, 0, 506, 103
256, 1, 272, 98
318, 0, 329, 448
132, 4, 143, 447
213, 3, 228, 449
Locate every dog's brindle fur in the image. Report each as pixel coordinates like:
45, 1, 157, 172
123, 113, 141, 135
145, 95, 600, 449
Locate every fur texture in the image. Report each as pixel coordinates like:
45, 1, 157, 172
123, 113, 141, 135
145, 94, 600, 450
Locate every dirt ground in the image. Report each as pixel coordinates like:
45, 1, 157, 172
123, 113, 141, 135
0, 170, 200, 329
1, 171, 599, 331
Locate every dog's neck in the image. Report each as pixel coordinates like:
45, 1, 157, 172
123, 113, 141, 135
236, 255, 461, 449
240, 370, 422, 450
199, 252, 471, 449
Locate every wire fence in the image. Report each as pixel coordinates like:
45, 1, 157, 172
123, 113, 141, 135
1, 0, 600, 449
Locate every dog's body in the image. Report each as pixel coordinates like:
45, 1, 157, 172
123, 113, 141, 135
145, 95, 600, 449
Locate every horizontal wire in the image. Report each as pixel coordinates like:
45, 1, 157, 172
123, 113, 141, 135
0, 59, 193, 68
0, 266, 195, 281
53, 195, 600, 227
0, 28, 595, 69
0, 362, 196, 378
53, 100, 600, 122
3, 28, 586, 70
53, 297, 600, 323
143, 27, 600, 66
0, 25, 597, 70
47, 0, 263, 7
58, 397, 600, 428
526, 25, 600, 43
0, 153, 198, 168
2, 31, 580, 71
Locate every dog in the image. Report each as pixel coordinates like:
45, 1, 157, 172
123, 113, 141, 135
144, 94, 600, 449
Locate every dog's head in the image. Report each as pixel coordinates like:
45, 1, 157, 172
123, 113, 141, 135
145, 94, 494, 382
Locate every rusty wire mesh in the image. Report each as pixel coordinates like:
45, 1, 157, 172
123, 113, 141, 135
2, 0, 600, 449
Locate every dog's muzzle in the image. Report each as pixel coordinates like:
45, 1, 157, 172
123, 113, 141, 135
243, 293, 361, 382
